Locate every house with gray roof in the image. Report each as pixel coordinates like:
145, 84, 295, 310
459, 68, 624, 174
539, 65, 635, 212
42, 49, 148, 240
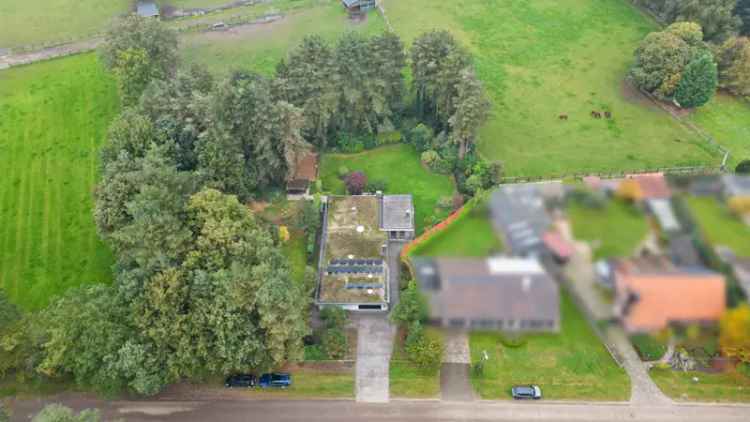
722, 174, 750, 201
412, 257, 560, 332
380, 194, 414, 241
136, 1, 160, 18
489, 184, 552, 257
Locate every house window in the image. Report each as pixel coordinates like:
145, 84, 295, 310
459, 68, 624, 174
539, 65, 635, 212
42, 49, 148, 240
506, 319, 515, 329
470, 319, 483, 329
448, 318, 466, 328
496, 320, 504, 329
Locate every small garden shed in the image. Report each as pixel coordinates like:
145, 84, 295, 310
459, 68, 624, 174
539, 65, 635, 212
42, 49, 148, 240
341, 0, 377, 17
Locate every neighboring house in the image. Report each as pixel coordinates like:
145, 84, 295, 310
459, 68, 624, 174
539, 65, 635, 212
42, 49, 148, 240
721, 174, 750, 201
668, 234, 703, 267
286, 152, 319, 197
614, 256, 726, 333
730, 259, 750, 300
490, 184, 551, 257
316, 193, 414, 311
647, 198, 681, 233
412, 256, 560, 332
136, 1, 160, 18
689, 176, 723, 197
341, 0, 377, 16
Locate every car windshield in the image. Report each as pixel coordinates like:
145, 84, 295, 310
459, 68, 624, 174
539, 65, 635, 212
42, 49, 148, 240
516, 387, 534, 395
272, 374, 286, 381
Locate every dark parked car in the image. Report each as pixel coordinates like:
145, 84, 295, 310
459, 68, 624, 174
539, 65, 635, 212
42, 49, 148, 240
224, 374, 257, 388
258, 373, 292, 389
511, 385, 542, 400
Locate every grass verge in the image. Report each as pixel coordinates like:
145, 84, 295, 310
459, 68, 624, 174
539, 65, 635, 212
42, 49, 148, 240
389, 327, 442, 398
650, 368, 750, 403
686, 197, 750, 257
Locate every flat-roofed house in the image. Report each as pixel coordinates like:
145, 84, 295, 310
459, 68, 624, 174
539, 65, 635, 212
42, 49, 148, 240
412, 257, 560, 332
614, 256, 726, 333
316, 193, 414, 311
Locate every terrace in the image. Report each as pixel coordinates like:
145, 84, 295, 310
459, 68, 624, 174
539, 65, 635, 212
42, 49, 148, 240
317, 196, 389, 309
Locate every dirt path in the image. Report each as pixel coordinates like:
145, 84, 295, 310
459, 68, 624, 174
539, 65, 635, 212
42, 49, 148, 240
0, 38, 102, 69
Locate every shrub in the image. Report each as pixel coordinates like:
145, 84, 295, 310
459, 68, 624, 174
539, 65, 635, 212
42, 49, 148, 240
420, 150, 439, 167
498, 334, 527, 348
323, 327, 348, 359
436, 196, 454, 210
736, 159, 750, 174
465, 174, 483, 194
729, 197, 750, 215
344, 171, 368, 195
320, 307, 348, 330
406, 332, 443, 373
338, 166, 350, 179
376, 131, 403, 146
716, 36, 750, 98
409, 124, 434, 152
367, 179, 388, 193
631, 334, 667, 361
304, 344, 326, 361
452, 193, 465, 211
674, 53, 718, 108
390, 280, 428, 327
405, 320, 425, 351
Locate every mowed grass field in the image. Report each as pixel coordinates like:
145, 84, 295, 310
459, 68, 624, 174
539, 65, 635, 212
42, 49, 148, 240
180, 0, 386, 75
0, 53, 117, 309
0, 0, 130, 48
381, 0, 726, 176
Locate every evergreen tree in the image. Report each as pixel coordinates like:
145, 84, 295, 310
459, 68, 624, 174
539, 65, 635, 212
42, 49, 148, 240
449, 68, 491, 159
674, 53, 719, 107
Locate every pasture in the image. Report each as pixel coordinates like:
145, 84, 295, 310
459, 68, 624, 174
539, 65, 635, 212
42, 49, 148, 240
0, 0, 130, 48
180, 0, 386, 75
380, 0, 725, 176
0, 53, 117, 310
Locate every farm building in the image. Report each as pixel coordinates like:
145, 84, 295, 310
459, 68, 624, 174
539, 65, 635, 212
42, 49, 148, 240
341, 0, 377, 17
136, 1, 160, 18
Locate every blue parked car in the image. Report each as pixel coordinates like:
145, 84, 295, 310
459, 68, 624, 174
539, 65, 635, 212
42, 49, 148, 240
258, 373, 292, 389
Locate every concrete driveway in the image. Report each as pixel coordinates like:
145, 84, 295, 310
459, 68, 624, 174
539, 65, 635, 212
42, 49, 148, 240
440, 330, 474, 402
355, 315, 394, 403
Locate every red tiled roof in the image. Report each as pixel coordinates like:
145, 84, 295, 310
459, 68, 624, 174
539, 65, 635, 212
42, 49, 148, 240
629, 173, 671, 199
292, 152, 318, 182
543, 231, 574, 259
616, 260, 725, 332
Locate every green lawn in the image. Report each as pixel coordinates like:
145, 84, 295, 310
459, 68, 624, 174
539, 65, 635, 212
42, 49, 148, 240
469, 293, 630, 401
0, 0, 130, 48
381, 0, 726, 176
650, 368, 750, 403
416, 204, 503, 257
0, 53, 117, 310
689, 94, 750, 168
687, 197, 750, 257
320, 144, 455, 233
241, 368, 353, 398
282, 228, 308, 286
568, 199, 649, 260
390, 327, 442, 398
179, 0, 386, 76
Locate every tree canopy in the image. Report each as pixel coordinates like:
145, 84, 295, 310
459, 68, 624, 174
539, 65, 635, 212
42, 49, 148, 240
636, 0, 741, 42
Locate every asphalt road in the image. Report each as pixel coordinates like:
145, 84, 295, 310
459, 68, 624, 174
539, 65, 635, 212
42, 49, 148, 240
6, 397, 750, 422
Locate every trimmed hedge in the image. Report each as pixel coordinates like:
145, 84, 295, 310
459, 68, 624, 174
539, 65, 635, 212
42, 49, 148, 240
631, 334, 667, 361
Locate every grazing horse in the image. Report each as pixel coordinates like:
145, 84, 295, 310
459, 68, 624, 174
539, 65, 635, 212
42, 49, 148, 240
591, 111, 602, 119
604, 111, 612, 119
559, 114, 568, 120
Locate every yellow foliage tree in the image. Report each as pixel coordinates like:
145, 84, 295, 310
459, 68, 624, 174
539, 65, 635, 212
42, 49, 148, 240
728, 197, 750, 216
279, 225, 290, 243
720, 304, 750, 364
616, 179, 643, 202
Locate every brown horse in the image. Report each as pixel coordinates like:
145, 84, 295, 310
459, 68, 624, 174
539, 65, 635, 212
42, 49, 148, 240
559, 114, 568, 121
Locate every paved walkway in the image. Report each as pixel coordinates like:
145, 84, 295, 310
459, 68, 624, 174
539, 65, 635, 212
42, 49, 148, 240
440, 330, 474, 401
355, 315, 394, 403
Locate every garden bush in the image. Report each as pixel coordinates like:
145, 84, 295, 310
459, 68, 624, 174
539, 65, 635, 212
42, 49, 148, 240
344, 171, 368, 195
631, 334, 667, 361
323, 328, 348, 360
338, 166, 350, 178
406, 331, 443, 373
304, 344, 326, 361
498, 334, 527, 348
320, 307, 348, 330
409, 124, 434, 152
421, 150, 439, 167
376, 131, 403, 146
736, 159, 750, 174
367, 179, 388, 193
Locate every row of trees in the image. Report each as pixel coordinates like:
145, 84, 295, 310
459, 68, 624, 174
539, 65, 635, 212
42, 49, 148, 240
631, 2, 750, 104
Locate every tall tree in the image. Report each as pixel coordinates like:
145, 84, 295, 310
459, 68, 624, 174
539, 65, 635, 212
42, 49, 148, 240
411, 30, 470, 128
275, 36, 339, 148
674, 53, 719, 107
100, 15, 178, 105
716, 36, 750, 97
449, 68, 491, 159
369, 32, 407, 122
737, 0, 750, 35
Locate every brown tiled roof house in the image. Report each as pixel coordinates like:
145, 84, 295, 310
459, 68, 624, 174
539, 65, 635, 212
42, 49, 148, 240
614, 256, 726, 333
286, 152, 318, 195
